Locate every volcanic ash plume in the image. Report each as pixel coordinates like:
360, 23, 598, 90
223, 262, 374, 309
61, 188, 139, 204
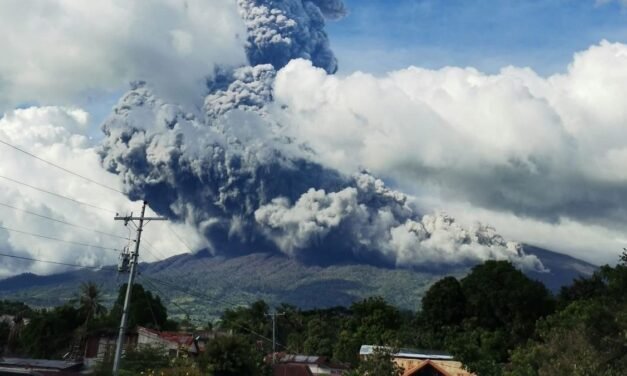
237, 0, 341, 74
99, 0, 543, 270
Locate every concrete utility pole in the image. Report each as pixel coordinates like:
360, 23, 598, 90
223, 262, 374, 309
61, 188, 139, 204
112, 201, 166, 376
266, 310, 285, 364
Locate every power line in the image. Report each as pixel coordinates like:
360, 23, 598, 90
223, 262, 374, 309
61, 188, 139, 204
0, 224, 120, 252
0, 138, 125, 194
139, 275, 196, 324
0, 201, 128, 240
139, 244, 165, 264
0, 251, 103, 269
142, 275, 284, 348
141, 238, 170, 261
112, 201, 166, 376
166, 224, 194, 253
0, 175, 117, 214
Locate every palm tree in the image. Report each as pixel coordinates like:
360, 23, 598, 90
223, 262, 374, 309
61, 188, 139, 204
75, 282, 106, 331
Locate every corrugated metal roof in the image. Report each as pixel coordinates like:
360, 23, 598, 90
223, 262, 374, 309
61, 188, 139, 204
0, 358, 82, 370
359, 345, 455, 360
277, 354, 323, 364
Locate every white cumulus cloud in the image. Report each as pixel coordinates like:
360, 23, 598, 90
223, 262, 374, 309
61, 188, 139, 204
0, 106, 206, 277
272, 41, 627, 264
0, 0, 247, 110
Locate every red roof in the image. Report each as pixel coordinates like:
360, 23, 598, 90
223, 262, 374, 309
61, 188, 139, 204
137, 326, 194, 346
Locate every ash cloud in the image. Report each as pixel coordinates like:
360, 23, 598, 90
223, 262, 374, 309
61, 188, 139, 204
238, 0, 341, 74
255, 173, 542, 269
98, 0, 543, 270
99, 82, 541, 269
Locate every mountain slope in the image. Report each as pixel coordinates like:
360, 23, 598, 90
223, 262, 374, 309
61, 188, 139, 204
0, 247, 597, 321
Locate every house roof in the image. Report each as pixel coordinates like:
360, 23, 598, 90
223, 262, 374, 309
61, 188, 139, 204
277, 354, 326, 364
273, 353, 349, 370
402, 360, 474, 376
0, 358, 82, 371
403, 360, 453, 376
359, 345, 455, 360
137, 326, 195, 346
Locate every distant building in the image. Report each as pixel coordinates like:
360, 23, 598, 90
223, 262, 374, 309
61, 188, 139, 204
359, 345, 474, 376
136, 326, 201, 357
84, 326, 220, 367
83, 329, 137, 368
272, 353, 349, 376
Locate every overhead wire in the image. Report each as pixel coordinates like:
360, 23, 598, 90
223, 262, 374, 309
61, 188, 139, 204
0, 224, 120, 252
166, 224, 194, 254
0, 201, 128, 240
0, 175, 117, 214
141, 238, 170, 262
0, 138, 125, 194
0, 251, 104, 269
130, 266, 162, 330
0, 138, 281, 341
141, 274, 285, 348
138, 275, 196, 325
0, 139, 183, 262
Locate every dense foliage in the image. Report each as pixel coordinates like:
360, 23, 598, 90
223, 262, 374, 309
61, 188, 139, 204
0, 282, 177, 358
217, 258, 627, 375
107, 283, 178, 330
2, 255, 627, 375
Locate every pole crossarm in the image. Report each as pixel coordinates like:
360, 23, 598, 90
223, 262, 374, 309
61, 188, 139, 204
267, 310, 285, 364
111, 200, 166, 376
114, 216, 166, 221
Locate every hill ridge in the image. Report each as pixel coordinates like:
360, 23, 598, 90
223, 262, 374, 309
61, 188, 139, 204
0, 247, 597, 320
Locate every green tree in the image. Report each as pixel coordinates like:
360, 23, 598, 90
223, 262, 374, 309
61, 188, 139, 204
346, 346, 402, 376
18, 305, 83, 358
202, 335, 270, 376
0, 300, 33, 316
74, 282, 106, 331
507, 300, 627, 375
333, 297, 402, 365
221, 300, 271, 340
108, 283, 176, 330
411, 261, 555, 375
461, 261, 554, 342
302, 317, 335, 357
420, 276, 466, 328
447, 327, 507, 376
505, 252, 627, 376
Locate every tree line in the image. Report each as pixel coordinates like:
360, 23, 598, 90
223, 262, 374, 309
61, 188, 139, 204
2, 254, 627, 375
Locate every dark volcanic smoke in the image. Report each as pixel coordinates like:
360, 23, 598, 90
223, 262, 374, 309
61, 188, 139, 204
99, 0, 542, 270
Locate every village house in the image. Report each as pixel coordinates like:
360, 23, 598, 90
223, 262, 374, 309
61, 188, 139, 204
83, 326, 217, 367
83, 329, 138, 368
359, 345, 474, 376
136, 326, 201, 357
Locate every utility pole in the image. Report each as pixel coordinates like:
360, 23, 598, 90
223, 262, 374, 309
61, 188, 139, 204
112, 201, 166, 376
266, 310, 285, 364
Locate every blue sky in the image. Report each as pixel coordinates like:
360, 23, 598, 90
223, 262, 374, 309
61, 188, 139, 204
65, 0, 627, 129
3, 0, 627, 272
328, 0, 627, 75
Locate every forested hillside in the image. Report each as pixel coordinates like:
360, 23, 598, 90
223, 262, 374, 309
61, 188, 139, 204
1, 254, 625, 375
0, 247, 596, 321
